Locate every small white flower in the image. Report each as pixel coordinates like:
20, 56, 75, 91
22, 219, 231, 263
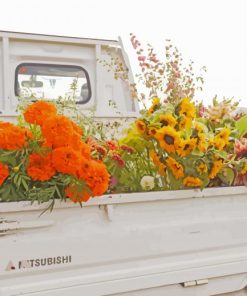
140, 176, 155, 191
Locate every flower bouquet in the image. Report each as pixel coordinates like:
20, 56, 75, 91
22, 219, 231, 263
0, 35, 247, 209
0, 101, 109, 209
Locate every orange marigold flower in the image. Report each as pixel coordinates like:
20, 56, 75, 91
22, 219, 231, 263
65, 186, 91, 203
27, 153, 56, 181
80, 160, 110, 196
66, 160, 110, 202
70, 134, 91, 158
0, 162, 9, 185
52, 147, 82, 176
42, 115, 79, 149
0, 122, 28, 150
23, 128, 34, 140
24, 101, 57, 125
71, 121, 83, 136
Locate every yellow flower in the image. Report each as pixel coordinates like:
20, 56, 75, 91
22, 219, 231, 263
178, 116, 192, 130
183, 176, 203, 187
135, 119, 146, 134
147, 126, 157, 137
13, 166, 20, 173
179, 97, 196, 118
149, 150, 166, 176
194, 122, 205, 133
176, 138, 197, 157
147, 97, 161, 116
152, 97, 160, 105
240, 162, 247, 175
197, 133, 207, 152
209, 159, 223, 179
159, 114, 177, 128
196, 162, 208, 174
166, 156, 184, 179
211, 128, 231, 150
210, 137, 225, 150
149, 149, 160, 166
155, 126, 181, 153
192, 122, 207, 152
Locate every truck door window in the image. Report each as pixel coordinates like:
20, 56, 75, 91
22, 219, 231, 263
15, 64, 91, 103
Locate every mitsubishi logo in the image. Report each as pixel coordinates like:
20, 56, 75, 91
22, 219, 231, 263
5, 261, 16, 271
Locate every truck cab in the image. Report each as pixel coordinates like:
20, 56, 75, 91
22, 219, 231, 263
0, 31, 138, 122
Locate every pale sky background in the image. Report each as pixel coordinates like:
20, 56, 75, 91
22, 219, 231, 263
0, 0, 247, 107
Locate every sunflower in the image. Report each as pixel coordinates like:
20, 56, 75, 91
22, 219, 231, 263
147, 126, 158, 137
178, 97, 196, 118
166, 156, 184, 179
183, 176, 203, 187
147, 97, 161, 116
149, 149, 166, 176
159, 114, 177, 128
194, 122, 205, 133
240, 162, 247, 175
212, 128, 231, 150
197, 133, 207, 152
176, 138, 197, 157
196, 162, 208, 174
191, 130, 207, 153
178, 116, 192, 130
135, 119, 147, 134
209, 159, 223, 179
155, 126, 181, 153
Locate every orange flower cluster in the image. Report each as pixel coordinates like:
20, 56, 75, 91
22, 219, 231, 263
0, 122, 32, 150
24, 101, 57, 125
0, 162, 9, 185
66, 159, 109, 202
23, 101, 109, 202
27, 153, 55, 181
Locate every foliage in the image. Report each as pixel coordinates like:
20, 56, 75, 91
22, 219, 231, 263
119, 96, 246, 190
0, 101, 109, 209
0, 34, 247, 210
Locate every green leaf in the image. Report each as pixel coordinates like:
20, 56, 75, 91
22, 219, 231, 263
236, 114, 247, 138
218, 167, 235, 186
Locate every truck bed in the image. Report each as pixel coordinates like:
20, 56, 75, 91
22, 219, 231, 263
1, 186, 247, 295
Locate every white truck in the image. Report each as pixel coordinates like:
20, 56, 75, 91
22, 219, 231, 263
1, 31, 247, 296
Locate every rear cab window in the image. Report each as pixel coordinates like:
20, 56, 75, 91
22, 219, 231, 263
15, 64, 91, 103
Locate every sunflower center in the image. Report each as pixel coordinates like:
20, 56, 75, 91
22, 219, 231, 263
164, 135, 174, 145
184, 144, 190, 151
161, 120, 169, 127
